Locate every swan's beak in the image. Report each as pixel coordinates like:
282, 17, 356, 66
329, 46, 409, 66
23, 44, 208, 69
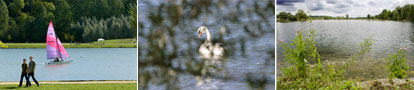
198, 32, 202, 38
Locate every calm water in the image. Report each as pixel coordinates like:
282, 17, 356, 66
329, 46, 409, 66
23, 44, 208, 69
140, 32, 275, 90
139, 0, 275, 89
277, 20, 414, 62
0, 48, 137, 81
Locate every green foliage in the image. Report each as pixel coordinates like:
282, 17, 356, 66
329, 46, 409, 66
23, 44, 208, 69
350, 38, 375, 62
54, 0, 73, 41
277, 11, 303, 22
66, 0, 134, 21
30, 1, 52, 42
5, 38, 136, 48
0, 0, 136, 42
386, 48, 409, 79
70, 16, 134, 42
280, 29, 321, 78
277, 59, 349, 89
0, 40, 8, 48
7, 0, 24, 17
0, 0, 8, 37
339, 80, 361, 89
308, 15, 370, 20
277, 12, 289, 20
296, 9, 308, 21
346, 14, 349, 19
278, 20, 376, 89
375, 4, 414, 21
69, 22, 83, 42
278, 21, 348, 89
16, 12, 34, 42
129, 3, 137, 31
392, 10, 401, 20
278, 35, 374, 89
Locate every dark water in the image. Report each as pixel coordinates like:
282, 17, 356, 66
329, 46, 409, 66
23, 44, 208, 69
139, 0, 275, 90
277, 20, 414, 63
0, 48, 137, 81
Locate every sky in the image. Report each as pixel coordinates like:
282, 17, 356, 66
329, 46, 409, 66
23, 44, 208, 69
277, 0, 414, 17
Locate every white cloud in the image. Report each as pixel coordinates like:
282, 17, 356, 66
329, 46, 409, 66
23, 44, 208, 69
277, 0, 414, 17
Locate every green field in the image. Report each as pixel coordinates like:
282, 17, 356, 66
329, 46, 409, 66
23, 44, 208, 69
0, 83, 137, 90
3, 39, 137, 48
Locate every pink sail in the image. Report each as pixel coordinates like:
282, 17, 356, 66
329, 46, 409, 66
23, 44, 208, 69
46, 21, 69, 60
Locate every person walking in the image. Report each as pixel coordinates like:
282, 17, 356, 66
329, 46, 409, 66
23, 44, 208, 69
27, 56, 39, 87
18, 59, 30, 87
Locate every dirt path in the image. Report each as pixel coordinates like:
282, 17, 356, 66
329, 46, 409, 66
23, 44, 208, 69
0, 80, 136, 85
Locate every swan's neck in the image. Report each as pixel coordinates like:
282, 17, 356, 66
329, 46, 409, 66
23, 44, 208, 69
205, 29, 211, 42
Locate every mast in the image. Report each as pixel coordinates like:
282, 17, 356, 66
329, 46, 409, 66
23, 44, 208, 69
55, 29, 63, 60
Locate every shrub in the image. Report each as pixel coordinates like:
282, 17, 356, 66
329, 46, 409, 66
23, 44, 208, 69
386, 48, 409, 79
278, 27, 375, 89
277, 18, 377, 89
0, 40, 7, 48
280, 29, 321, 78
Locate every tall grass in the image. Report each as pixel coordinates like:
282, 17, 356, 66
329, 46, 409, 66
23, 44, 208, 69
277, 20, 375, 89
280, 30, 321, 78
278, 29, 361, 89
386, 48, 409, 79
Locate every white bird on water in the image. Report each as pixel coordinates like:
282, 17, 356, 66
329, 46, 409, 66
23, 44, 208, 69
197, 26, 224, 58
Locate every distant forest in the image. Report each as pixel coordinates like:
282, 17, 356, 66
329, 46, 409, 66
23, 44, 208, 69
0, 0, 137, 42
277, 4, 414, 22
375, 4, 414, 21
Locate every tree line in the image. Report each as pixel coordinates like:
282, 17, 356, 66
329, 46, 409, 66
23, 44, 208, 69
373, 4, 414, 21
277, 4, 414, 22
276, 9, 308, 21
0, 0, 137, 43
70, 16, 135, 42
277, 10, 369, 21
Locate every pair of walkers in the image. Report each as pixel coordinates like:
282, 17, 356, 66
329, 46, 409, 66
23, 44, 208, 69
18, 56, 39, 87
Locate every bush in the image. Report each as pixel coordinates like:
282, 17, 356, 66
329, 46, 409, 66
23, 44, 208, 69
278, 20, 375, 89
386, 48, 409, 79
280, 29, 321, 78
0, 40, 7, 48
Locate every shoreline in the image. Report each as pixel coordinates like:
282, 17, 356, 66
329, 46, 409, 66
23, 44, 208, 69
4, 43, 136, 48
1, 38, 137, 48
0, 80, 137, 89
0, 80, 137, 85
277, 19, 412, 23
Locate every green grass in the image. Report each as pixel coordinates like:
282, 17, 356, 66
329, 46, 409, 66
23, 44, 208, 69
0, 83, 137, 90
3, 39, 137, 48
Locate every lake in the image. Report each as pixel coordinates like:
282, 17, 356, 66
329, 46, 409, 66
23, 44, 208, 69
139, 31, 275, 90
139, 0, 275, 89
0, 48, 137, 81
277, 20, 414, 79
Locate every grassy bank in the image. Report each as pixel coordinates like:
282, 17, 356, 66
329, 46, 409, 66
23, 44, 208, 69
3, 39, 136, 48
277, 20, 414, 89
0, 83, 136, 90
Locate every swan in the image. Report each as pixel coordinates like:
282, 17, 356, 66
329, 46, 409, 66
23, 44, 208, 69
197, 26, 224, 58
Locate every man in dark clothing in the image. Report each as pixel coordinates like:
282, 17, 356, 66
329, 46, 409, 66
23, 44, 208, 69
54, 57, 59, 62
27, 56, 39, 87
18, 59, 30, 87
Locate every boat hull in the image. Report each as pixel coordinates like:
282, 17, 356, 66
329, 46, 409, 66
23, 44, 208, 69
45, 60, 72, 65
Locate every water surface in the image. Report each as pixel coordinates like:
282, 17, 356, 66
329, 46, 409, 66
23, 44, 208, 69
278, 20, 414, 60
0, 48, 137, 81
139, 0, 275, 89
277, 20, 414, 79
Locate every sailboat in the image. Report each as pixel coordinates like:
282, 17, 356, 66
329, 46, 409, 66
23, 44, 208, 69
45, 21, 72, 64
